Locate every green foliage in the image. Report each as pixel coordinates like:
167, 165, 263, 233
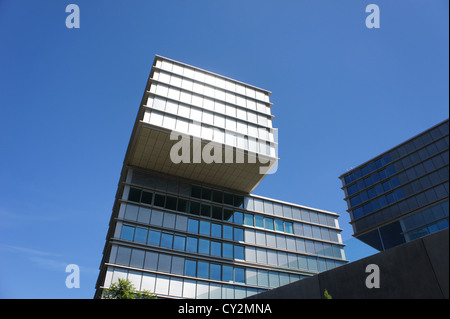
102, 278, 157, 299
323, 289, 332, 299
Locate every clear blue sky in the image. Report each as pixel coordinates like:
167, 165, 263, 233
0, 0, 448, 299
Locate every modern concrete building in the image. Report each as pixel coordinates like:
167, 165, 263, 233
340, 119, 449, 251
95, 55, 347, 299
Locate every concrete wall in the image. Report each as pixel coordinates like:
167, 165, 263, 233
248, 228, 449, 299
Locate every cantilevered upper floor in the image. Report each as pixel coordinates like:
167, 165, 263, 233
123, 55, 279, 193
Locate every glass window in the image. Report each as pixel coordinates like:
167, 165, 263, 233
265, 218, 274, 230
235, 268, 245, 283
255, 215, 264, 228
223, 225, 233, 240
165, 196, 177, 211
234, 211, 243, 224
153, 194, 165, 207
160, 233, 173, 248
198, 238, 210, 255
199, 220, 211, 236
150, 210, 163, 226
212, 190, 223, 203
210, 264, 221, 281
201, 204, 211, 217
224, 193, 234, 206
234, 246, 245, 260
134, 227, 148, 243
211, 223, 221, 238
116, 246, 132, 265
211, 241, 221, 257
188, 219, 199, 233
275, 219, 284, 232
197, 261, 209, 279
244, 213, 254, 226
223, 265, 233, 282
223, 209, 234, 222
223, 243, 233, 258
141, 191, 153, 205
186, 237, 198, 253
257, 270, 269, 287
212, 206, 222, 220
234, 228, 244, 242
185, 260, 197, 277
173, 235, 186, 251
128, 188, 142, 202
176, 199, 188, 213
120, 225, 135, 241
163, 213, 176, 229
285, 222, 293, 234
190, 201, 201, 215
157, 254, 172, 273
148, 230, 161, 245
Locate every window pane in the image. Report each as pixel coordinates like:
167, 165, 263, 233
234, 211, 243, 224
148, 230, 161, 245
188, 219, 199, 233
212, 206, 222, 220
244, 213, 254, 226
198, 261, 209, 278
154, 194, 165, 207
120, 225, 135, 241
223, 243, 233, 258
186, 237, 198, 253
285, 222, 293, 234
223, 225, 233, 240
199, 238, 210, 254
265, 218, 274, 230
211, 223, 222, 237
141, 191, 153, 205
234, 228, 244, 242
255, 215, 264, 228
160, 233, 173, 248
211, 241, 221, 257
199, 220, 211, 236
173, 235, 186, 251
128, 188, 141, 202
210, 264, 221, 280
235, 268, 245, 283
134, 228, 148, 243
222, 265, 233, 282
275, 219, 284, 231
234, 245, 245, 260
185, 260, 197, 277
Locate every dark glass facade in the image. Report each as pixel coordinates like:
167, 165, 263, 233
340, 119, 449, 251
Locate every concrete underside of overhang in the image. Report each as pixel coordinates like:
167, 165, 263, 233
127, 122, 278, 193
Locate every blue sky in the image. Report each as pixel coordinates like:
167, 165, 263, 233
0, 0, 448, 299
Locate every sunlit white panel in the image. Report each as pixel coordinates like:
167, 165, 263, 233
190, 107, 202, 121
215, 77, 226, 89
236, 95, 246, 108
183, 279, 196, 299
225, 80, 236, 92
163, 114, 176, 130
214, 114, 225, 128
203, 85, 215, 98
159, 71, 170, 84
201, 125, 213, 141
225, 117, 236, 131
214, 100, 225, 114
149, 111, 164, 127
141, 273, 156, 292
127, 271, 142, 290
181, 78, 193, 91
169, 277, 183, 297
236, 108, 247, 121
225, 104, 236, 117
179, 90, 192, 104
165, 100, 178, 115
172, 63, 183, 76
245, 87, 256, 99
203, 97, 214, 111
189, 122, 201, 137
170, 74, 182, 87
247, 99, 256, 111
183, 67, 194, 79
191, 94, 203, 108
155, 83, 169, 97
192, 82, 204, 95
215, 88, 225, 101
225, 131, 236, 147
202, 110, 214, 126
204, 73, 215, 86
155, 275, 170, 295
112, 268, 128, 283
178, 104, 191, 118
168, 87, 180, 100
160, 60, 172, 72
225, 91, 235, 104
175, 118, 190, 134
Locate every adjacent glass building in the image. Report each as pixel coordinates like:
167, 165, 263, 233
340, 119, 449, 251
95, 55, 347, 299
